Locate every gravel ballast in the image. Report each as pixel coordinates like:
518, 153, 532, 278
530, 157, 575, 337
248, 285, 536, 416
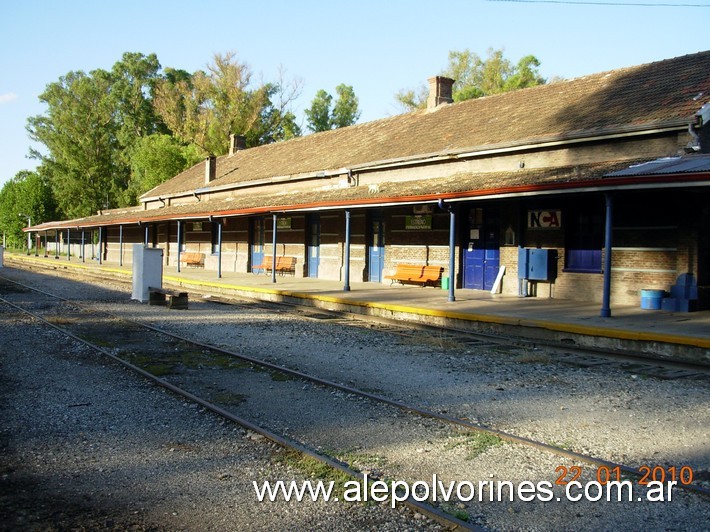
0, 286, 439, 530
1, 264, 708, 530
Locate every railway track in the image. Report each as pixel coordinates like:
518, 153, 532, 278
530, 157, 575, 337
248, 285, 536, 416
13, 255, 710, 378
1, 269, 708, 530
0, 275, 472, 530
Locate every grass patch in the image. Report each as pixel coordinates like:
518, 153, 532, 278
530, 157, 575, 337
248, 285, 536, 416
441, 504, 469, 522
446, 432, 505, 459
270, 371, 294, 382
276, 450, 352, 498
200, 352, 250, 370
123, 349, 249, 374
337, 451, 388, 473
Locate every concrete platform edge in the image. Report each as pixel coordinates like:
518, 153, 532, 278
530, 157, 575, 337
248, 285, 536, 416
6, 254, 709, 362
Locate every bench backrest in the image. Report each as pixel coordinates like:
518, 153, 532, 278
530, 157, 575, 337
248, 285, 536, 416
421, 266, 443, 281
276, 256, 296, 269
395, 264, 425, 275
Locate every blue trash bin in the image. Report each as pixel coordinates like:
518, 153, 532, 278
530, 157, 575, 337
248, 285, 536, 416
640, 289, 664, 310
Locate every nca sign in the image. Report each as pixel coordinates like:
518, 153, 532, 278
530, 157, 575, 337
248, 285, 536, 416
528, 210, 562, 229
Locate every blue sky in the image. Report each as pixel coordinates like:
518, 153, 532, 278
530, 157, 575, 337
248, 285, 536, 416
1, 0, 708, 187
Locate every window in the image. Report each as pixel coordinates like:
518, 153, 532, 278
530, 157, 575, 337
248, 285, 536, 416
565, 210, 603, 273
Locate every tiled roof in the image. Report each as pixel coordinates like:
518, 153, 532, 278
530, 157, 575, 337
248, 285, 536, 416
143, 51, 710, 199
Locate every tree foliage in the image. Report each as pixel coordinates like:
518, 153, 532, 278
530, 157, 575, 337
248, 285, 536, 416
27, 69, 125, 218
305, 90, 333, 132
124, 134, 201, 204
26, 52, 171, 217
395, 48, 546, 112
17, 50, 311, 220
111, 53, 164, 145
153, 52, 302, 155
332, 84, 361, 129
0, 171, 56, 249
305, 84, 361, 132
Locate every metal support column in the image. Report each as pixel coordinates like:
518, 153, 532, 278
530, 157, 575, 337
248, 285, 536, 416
600, 193, 613, 318
34, 234, 38, 257
271, 214, 278, 284
119, 225, 124, 267
55, 230, 59, 258
98, 227, 103, 265
81, 231, 85, 263
67, 229, 71, 261
217, 219, 223, 279
176, 220, 182, 273
343, 209, 351, 292
448, 206, 457, 303
44, 231, 48, 257
145, 225, 149, 246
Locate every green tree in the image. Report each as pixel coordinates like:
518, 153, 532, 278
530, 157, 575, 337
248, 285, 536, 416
111, 52, 164, 146
25, 50, 302, 218
124, 134, 199, 203
305, 89, 333, 132
153, 52, 302, 155
332, 84, 361, 129
395, 48, 546, 111
26, 52, 168, 216
250, 81, 303, 144
503, 55, 545, 91
27, 69, 125, 218
0, 170, 56, 249
305, 84, 360, 132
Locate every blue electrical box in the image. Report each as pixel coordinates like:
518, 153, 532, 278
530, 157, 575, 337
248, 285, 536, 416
518, 248, 557, 281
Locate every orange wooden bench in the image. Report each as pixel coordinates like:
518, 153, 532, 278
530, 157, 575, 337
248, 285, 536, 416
385, 264, 443, 287
179, 252, 205, 268
253, 256, 296, 275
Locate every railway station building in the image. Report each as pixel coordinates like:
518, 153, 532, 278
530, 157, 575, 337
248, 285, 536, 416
26, 51, 710, 311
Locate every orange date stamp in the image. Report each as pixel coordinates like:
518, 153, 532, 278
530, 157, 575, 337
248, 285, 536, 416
555, 465, 694, 486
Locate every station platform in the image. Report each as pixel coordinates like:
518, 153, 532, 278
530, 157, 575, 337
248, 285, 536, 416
3, 252, 709, 363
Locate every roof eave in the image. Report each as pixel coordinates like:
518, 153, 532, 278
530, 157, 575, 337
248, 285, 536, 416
26, 171, 710, 232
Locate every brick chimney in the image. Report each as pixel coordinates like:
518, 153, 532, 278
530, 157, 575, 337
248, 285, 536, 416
204, 155, 217, 185
229, 134, 247, 156
427, 76, 454, 109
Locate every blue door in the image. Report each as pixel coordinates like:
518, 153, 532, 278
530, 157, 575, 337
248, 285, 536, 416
251, 217, 265, 272
463, 208, 500, 290
368, 219, 385, 283
307, 215, 320, 278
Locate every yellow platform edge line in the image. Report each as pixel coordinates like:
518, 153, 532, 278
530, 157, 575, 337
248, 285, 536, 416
165, 273, 710, 350
8, 254, 710, 350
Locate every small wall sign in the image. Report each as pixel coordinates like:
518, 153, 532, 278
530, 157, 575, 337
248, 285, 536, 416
277, 217, 292, 229
405, 215, 432, 230
528, 210, 562, 229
